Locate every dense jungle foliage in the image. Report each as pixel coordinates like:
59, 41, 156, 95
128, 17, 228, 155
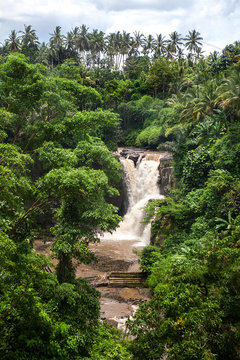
0, 25, 240, 359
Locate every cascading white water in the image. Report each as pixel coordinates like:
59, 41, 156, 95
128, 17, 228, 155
101, 151, 164, 246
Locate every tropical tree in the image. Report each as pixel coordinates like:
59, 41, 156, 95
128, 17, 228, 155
184, 29, 203, 61
191, 80, 219, 121
75, 24, 90, 64
6, 30, 21, 52
217, 69, 240, 118
128, 31, 144, 57
153, 33, 167, 58
20, 24, 39, 48
0, 53, 44, 145
119, 30, 131, 68
143, 34, 156, 57
49, 26, 65, 65
88, 29, 106, 67
167, 31, 183, 58
64, 30, 78, 59
20, 24, 40, 61
49, 25, 64, 49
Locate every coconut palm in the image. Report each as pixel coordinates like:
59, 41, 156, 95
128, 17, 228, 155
186, 80, 219, 121
195, 47, 204, 61
129, 31, 144, 57
167, 31, 183, 58
74, 24, 90, 64
106, 33, 118, 68
88, 29, 105, 67
64, 30, 79, 60
184, 30, 203, 61
179, 86, 200, 122
49, 26, 64, 49
49, 26, 65, 65
71, 26, 80, 49
217, 69, 240, 117
119, 31, 131, 67
153, 34, 167, 58
184, 30, 202, 53
6, 30, 21, 52
35, 42, 50, 66
64, 31, 75, 53
20, 24, 39, 48
143, 34, 156, 57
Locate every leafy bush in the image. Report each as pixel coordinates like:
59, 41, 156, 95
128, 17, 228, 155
181, 146, 213, 192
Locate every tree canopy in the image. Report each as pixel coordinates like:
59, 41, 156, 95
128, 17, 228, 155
0, 28, 240, 359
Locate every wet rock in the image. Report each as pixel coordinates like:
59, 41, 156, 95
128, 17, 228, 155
158, 154, 174, 195
120, 149, 141, 166
91, 255, 135, 272
105, 319, 118, 328
106, 173, 128, 217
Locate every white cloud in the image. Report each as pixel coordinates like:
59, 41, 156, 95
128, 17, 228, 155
94, 0, 192, 12
0, 0, 239, 53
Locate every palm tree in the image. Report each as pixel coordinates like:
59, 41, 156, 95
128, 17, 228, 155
87, 29, 105, 67
71, 26, 80, 49
64, 30, 79, 60
119, 31, 131, 68
35, 42, 50, 66
64, 31, 74, 52
106, 33, 118, 69
6, 30, 21, 52
114, 31, 123, 68
75, 24, 90, 64
153, 34, 167, 58
49, 25, 64, 48
49, 26, 65, 65
167, 31, 183, 59
143, 34, 156, 57
195, 47, 204, 61
183, 80, 219, 122
178, 86, 200, 122
20, 24, 39, 48
217, 69, 240, 117
128, 31, 144, 56
184, 30, 203, 61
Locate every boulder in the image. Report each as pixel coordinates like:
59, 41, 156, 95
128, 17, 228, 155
120, 149, 141, 166
105, 318, 118, 328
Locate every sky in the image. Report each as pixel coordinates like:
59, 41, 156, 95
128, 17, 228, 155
0, 0, 240, 54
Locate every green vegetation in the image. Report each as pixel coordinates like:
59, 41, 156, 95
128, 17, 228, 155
0, 25, 240, 359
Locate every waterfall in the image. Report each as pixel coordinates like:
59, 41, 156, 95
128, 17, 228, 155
101, 151, 164, 246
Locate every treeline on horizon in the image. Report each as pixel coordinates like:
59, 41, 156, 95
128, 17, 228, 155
0, 23, 240, 360
1, 24, 206, 68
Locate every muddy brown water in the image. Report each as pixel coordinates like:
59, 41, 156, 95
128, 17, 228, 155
35, 239, 151, 330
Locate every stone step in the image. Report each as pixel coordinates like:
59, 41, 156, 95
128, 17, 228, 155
108, 272, 147, 288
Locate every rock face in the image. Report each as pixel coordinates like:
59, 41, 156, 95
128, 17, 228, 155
107, 175, 128, 216
158, 154, 174, 196
119, 148, 143, 165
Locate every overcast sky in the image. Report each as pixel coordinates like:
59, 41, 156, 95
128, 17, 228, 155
1, 0, 240, 54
